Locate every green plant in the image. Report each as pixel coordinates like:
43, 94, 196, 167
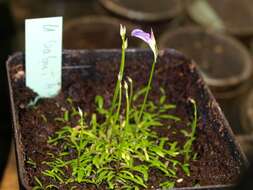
32, 26, 198, 190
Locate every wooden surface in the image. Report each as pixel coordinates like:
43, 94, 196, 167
0, 144, 19, 190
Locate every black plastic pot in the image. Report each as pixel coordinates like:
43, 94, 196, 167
159, 27, 253, 134
64, 16, 141, 49
7, 49, 247, 189
99, 0, 184, 22
186, 0, 253, 37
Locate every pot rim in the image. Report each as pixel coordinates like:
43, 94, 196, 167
186, 0, 253, 36
158, 26, 252, 90
64, 15, 138, 32
240, 89, 253, 133
99, 0, 183, 22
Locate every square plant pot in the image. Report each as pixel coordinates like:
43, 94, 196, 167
7, 49, 247, 190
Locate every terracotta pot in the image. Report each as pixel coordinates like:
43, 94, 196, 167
159, 27, 253, 134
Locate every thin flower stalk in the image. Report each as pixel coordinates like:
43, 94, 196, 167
131, 29, 158, 122
124, 81, 130, 126
110, 25, 128, 121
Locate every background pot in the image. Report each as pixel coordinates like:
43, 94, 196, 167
64, 16, 141, 49
186, 0, 253, 37
98, 0, 190, 39
240, 89, 253, 134
10, 0, 106, 27
10, 0, 108, 51
7, 49, 247, 189
159, 27, 253, 134
236, 135, 253, 160
99, 0, 184, 22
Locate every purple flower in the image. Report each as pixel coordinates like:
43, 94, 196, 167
131, 29, 152, 44
131, 29, 158, 60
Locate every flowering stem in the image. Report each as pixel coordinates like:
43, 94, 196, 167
115, 82, 122, 123
125, 83, 130, 126
111, 50, 125, 110
109, 32, 127, 122
138, 58, 157, 122
130, 28, 158, 123
128, 78, 133, 108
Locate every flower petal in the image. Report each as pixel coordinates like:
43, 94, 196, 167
131, 29, 151, 44
131, 28, 158, 61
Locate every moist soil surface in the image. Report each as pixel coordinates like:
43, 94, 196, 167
9, 50, 241, 189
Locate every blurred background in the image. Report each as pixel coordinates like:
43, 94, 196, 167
1, 0, 253, 189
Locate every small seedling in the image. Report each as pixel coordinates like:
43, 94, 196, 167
26, 157, 36, 168
27, 95, 42, 108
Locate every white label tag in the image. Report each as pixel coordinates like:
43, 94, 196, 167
25, 17, 63, 98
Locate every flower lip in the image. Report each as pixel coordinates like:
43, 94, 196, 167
131, 28, 158, 60
131, 29, 152, 44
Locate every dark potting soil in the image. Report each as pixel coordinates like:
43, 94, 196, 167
9, 50, 241, 189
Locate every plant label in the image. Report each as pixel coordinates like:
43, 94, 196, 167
25, 17, 63, 97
